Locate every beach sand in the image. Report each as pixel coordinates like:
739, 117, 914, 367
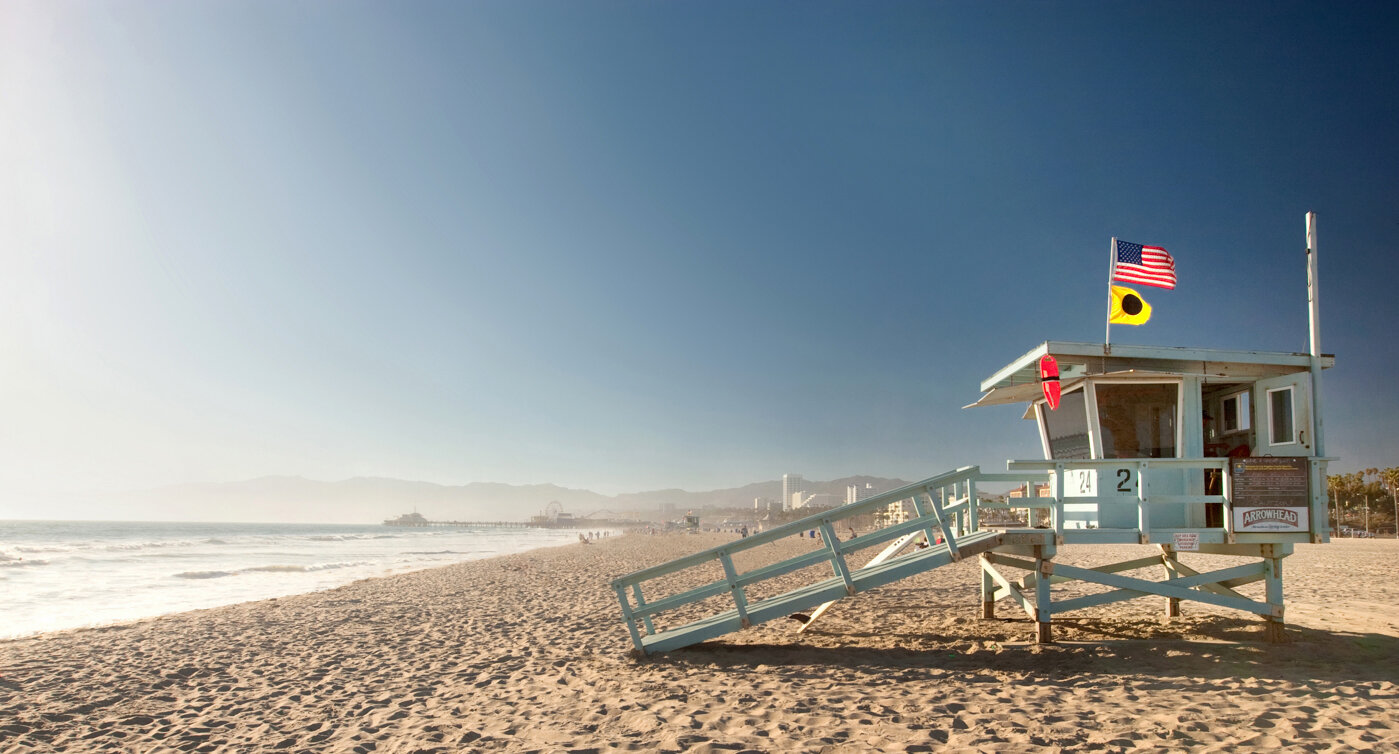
2, 533, 1397, 752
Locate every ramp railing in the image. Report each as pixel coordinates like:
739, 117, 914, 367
612, 466, 1041, 653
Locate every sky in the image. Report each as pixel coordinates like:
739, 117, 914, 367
3, 1, 1398, 513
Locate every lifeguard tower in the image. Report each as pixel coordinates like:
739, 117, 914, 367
613, 215, 1332, 653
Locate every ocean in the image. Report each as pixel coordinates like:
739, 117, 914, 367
0, 520, 590, 639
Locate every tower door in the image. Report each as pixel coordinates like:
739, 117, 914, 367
1251, 373, 1313, 457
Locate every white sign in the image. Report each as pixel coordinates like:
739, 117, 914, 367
1232, 508, 1310, 533
1051, 467, 1138, 498
1173, 532, 1199, 552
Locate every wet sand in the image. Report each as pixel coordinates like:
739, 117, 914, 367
2, 534, 1396, 752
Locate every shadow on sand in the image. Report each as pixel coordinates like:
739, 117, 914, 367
646, 616, 1399, 686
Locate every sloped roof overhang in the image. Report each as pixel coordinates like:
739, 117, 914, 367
969, 341, 1335, 409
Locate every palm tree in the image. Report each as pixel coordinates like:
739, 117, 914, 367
1363, 468, 1379, 534
1381, 467, 1399, 539
1327, 473, 1349, 533
1333, 472, 1364, 534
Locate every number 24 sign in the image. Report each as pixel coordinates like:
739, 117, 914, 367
1058, 468, 1137, 498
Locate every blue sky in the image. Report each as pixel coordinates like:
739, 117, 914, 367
2, 1, 1397, 508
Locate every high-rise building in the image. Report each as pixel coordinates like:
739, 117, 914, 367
846, 482, 878, 504
782, 474, 805, 513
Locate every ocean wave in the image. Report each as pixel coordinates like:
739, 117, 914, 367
175, 570, 235, 579
176, 561, 373, 579
306, 560, 372, 572
402, 550, 463, 555
242, 564, 311, 573
0, 547, 47, 567
302, 532, 382, 542
243, 562, 370, 573
1, 558, 48, 568
13, 543, 79, 554
104, 539, 213, 552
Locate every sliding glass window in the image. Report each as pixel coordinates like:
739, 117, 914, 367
1095, 383, 1179, 459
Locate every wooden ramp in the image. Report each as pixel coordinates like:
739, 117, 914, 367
639, 530, 1003, 653
611, 467, 1026, 655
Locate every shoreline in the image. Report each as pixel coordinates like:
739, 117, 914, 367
3, 534, 1397, 751
0, 521, 587, 641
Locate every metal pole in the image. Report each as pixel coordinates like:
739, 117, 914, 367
1306, 213, 1325, 456
1105, 237, 1116, 351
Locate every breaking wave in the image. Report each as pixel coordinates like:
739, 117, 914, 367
175, 561, 372, 579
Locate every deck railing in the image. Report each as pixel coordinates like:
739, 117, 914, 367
1002, 457, 1233, 538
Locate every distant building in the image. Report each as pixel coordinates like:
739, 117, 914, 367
1009, 483, 1052, 499
799, 493, 841, 510
782, 474, 805, 513
753, 497, 777, 511
846, 482, 878, 504
885, 499, 912, 525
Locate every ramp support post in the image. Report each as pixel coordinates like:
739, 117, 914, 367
1263, 548, 1287, 643
980, 553, 996, 620
1161, 547, 1182, 619
614, 583, 645, 653
1035, 545, 1054, 643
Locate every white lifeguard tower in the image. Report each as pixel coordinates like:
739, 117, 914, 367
613, 214, 1331, 652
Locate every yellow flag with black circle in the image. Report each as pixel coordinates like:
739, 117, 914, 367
1109, 285, 1151, 325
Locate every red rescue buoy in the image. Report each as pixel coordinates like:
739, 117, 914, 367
1039, 354, 1060, 410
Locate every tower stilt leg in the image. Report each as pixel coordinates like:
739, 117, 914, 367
980, 555, 996, 620
1264, 553, 1287, 643
1035, 546, 1054, 643
1163, 548, 1181, 619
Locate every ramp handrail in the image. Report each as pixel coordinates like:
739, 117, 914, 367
612, 466, 1020, 652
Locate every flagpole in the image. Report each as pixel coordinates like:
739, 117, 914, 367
1306, 212, 1324, 457
1105, 237, 1116, 352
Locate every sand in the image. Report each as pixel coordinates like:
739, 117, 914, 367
2, 534, 1397, 753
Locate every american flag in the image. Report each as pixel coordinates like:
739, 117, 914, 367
1112, 239, 1176, 289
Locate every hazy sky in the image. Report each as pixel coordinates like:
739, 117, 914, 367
3, 1, 1397, 509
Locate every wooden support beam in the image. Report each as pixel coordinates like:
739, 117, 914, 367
979, 554, 995, 619
909, 491, 947, 556
818, 521, 856, 596
981, 558, 1038, 621
614, 583, 645, 652
631, 583, 656, 636
1050, 561, 1271, 615
1264, 556, 1287, 643
985, 552, 1160, 580
717, 550, 751, 628
1161, 548, 1181, 618
797, 531, 922, 634
1163, 558, 1256, 599
1035, 546, 1053, 644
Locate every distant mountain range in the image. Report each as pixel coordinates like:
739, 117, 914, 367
106, 474, 913, 524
